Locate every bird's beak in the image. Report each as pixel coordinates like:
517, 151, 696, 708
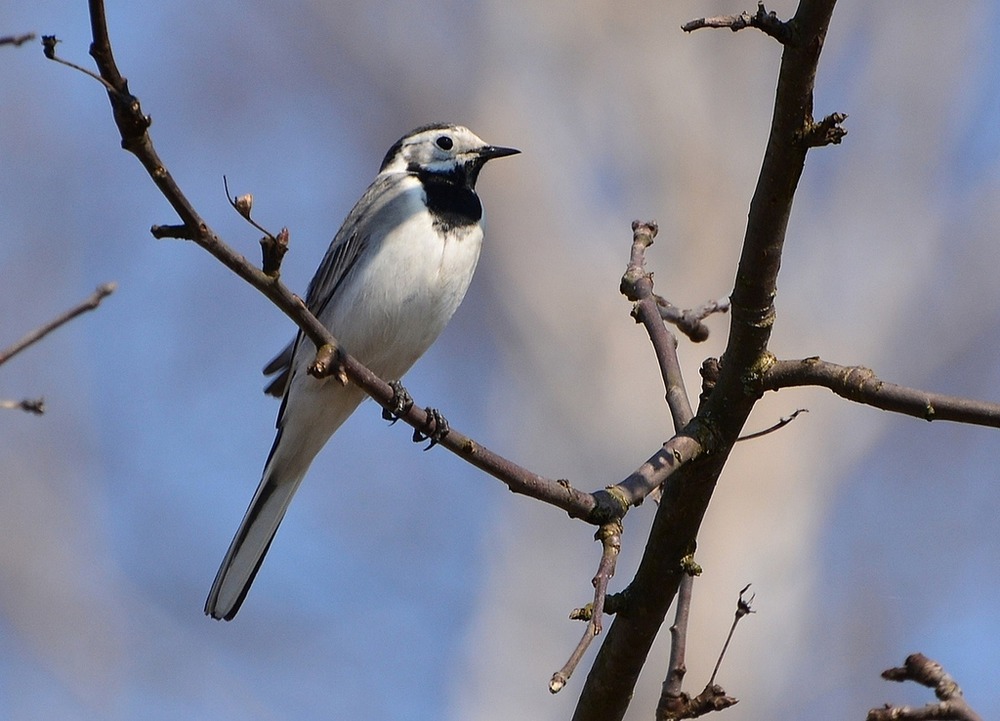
478, 145, 520, 161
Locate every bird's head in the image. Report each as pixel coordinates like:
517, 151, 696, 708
379, 124, 519, 186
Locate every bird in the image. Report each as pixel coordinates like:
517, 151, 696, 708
205, 124, 518, 621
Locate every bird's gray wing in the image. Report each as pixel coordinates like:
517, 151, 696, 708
261, 172, 409, 397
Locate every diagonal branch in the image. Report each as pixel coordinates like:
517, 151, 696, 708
46, 0, 700, 528
42, 1, 598, 520
737, 408, 808, 441
550, 521, 622, 693
0, 283, 116, 366
1, 32, 36, 48
762, 358, 1000, 427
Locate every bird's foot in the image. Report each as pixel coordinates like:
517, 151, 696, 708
413, 407, 450, 450
381, 381, 414, 425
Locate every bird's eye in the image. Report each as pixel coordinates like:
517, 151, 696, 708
436, 135, 454, 150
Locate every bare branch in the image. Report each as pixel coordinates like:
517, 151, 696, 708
610, 433, 704, 510
707, 584, 754, 687
620, 221, 696, 432
655, 297, 730, 343
682, 2, 793, 45
50, 1, 705, 527
574, 2, 840, 718
737, 408, 808, 441
1, 32, 36, 47
41, 36, 117, 93
0, 283, 116, 367
868, 654, 983, 721
762, 358, 1000, 428
621, 214, 728, 719
603, 219, 717, 510
657, 560, 696, 709
550, 521, 622, 693
655, 579, 746, 721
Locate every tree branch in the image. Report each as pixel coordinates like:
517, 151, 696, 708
762, 358, 1000, 427
656, 564, 696, 716
42, 3, 603, 521
572, 2, 840, 718
556, 229, 717, 693
550, 521, 623, 693
682, 2, 794, 45
737, 408, 808, 441
45, 0, 713, 529
620, 221, 696, 432
1, 32, 36, 48
0, 282, 116, 366
707, 585, 754, 688
868, 653, 983, 721
655, 297, 730, 344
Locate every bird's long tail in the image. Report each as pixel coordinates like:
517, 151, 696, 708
204, 441, 308, 621
204, 384, 350, 622
206, 369, 365, 620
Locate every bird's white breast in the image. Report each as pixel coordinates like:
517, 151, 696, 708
320, 176, 483, 380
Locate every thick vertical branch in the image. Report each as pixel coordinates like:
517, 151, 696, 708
571, 2, 840, 719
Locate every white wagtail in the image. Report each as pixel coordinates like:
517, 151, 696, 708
205, 124, 518, 620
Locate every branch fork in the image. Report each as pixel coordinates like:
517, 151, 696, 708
868, 654, 983, 721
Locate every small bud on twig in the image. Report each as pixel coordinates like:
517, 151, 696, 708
234, 193, 253, 220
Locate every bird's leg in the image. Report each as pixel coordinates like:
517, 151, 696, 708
413, 408, 450, 450
381, 380, 414, 425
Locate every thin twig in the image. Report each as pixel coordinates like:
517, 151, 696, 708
41, 36, 117, 93
223, 175, 271, 237
708, 584, 754, 687
656, 296, 730, 343
737, 408, 808, 441
0, 283, 116, 366
1, 32, 36, 47
222, 176, 289, 277
656, 571, 747, 721
550, 521, 622, 693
